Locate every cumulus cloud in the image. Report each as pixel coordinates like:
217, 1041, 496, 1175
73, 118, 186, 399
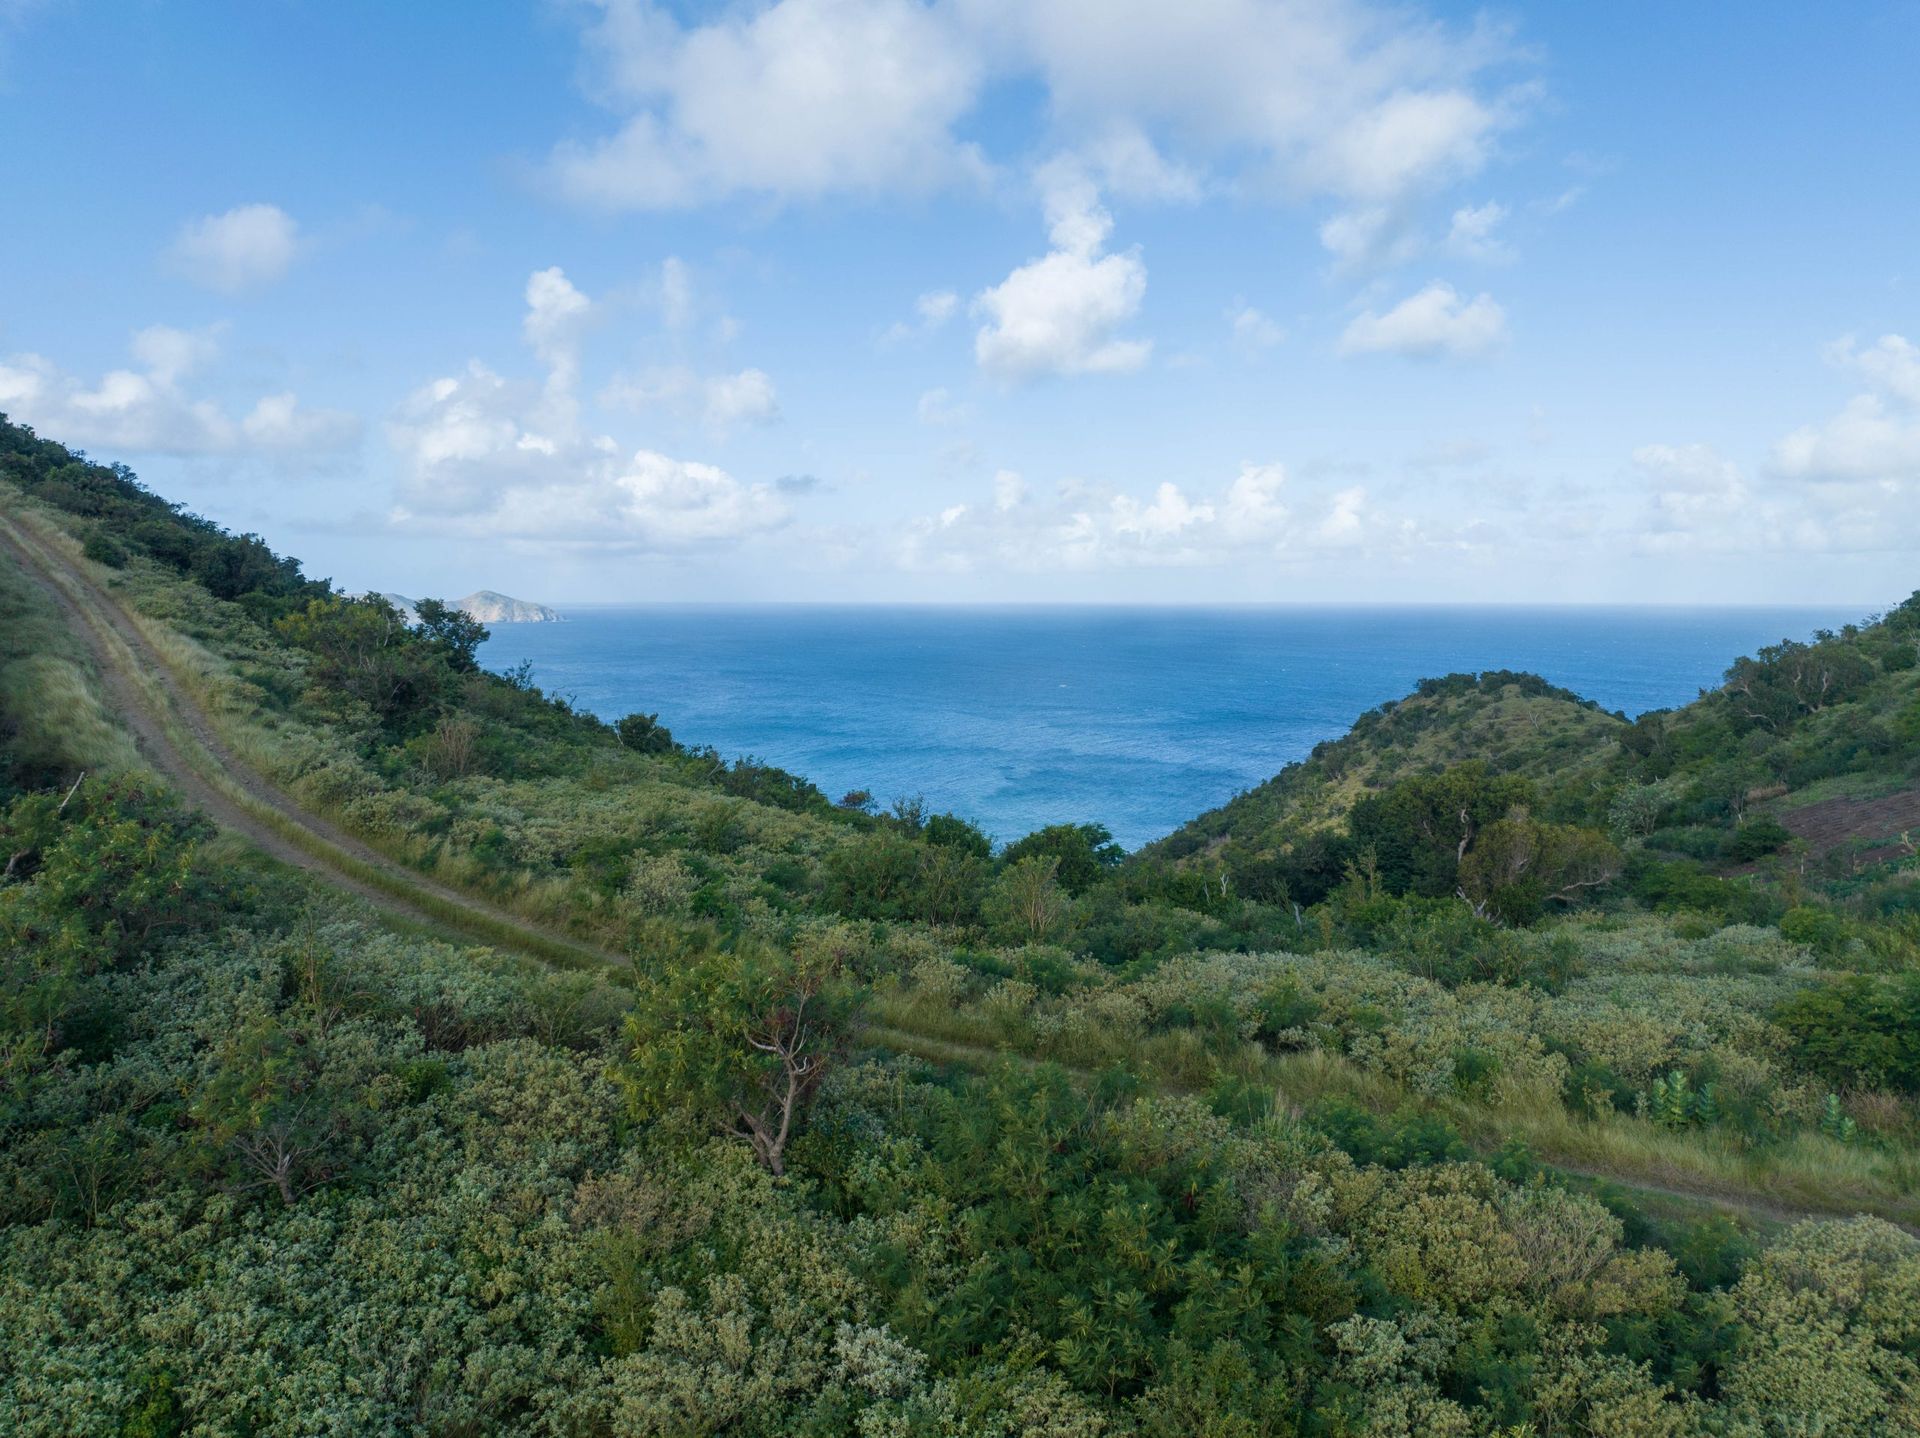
965, 1, 1520, 200
972, 171, 1150, 380
1630, 443, 1756, 554
917, 386, 970, 425
1227, 300, 1284, 353
549, 0, 985, 207
522, 266, 596, 392
915, 290, 959, 327
0, 324, 357, 456
896, 460, 1406, 573
702, 367, 780, 429
1446, 200, 1510, 261
1773, 334, 1920, 484
599, 364, 781, 433
548, 1, 1528, 253
881, 289, 962, 345
390, 269, 788, 548
1339, 281, 1506, 359
166, 203, 300, 294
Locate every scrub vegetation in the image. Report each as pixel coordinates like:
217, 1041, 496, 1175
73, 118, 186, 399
4, 413, 1919, 1436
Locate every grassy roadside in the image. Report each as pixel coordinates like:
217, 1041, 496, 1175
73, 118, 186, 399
868, 988, 1920, 1231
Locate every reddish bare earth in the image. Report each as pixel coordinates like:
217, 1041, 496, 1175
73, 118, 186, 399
1778, 788, 1920, 866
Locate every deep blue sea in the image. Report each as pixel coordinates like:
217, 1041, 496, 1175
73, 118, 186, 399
478, 606, 1861, 849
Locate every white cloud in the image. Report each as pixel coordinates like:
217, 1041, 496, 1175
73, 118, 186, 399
600, 364, 782, 433
1446, 200, 1510, 261
391, 268, 787, 548
965, 0, 1524, 268
241, 392, 361, 451
917, 386, 970, 425
1317, 206, 1422, 272
1829, 334, 1920, 406
129, 324, 221, 385
1317, 484, 1367, 545
548, 1, 1528, 255
972, 172, 1150, 380
658, 257, 696, 331
1773, 333, 1920, 484
702, 367, 780, 429
0, 324, 356, 456
1631, 443, 1755, 553
1627, 429, 1918, 560
916, 290, 959, 327
1111, 481, 1213, 539
881, 288, 962, 345
1338, 280, 1506, 359
896, 460, 1407, 573
1227, 300, 1284, 352
522, 266, 596, 394
549, 0, 985, 207
166, 203, 300, 294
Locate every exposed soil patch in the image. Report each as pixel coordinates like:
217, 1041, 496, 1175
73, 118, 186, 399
1778, 788, 1920, 867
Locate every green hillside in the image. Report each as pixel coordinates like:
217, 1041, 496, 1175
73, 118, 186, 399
4, 414, 1920, 1436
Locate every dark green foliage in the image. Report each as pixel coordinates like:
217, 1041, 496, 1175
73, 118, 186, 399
615, 710, 676, 754
824, 830, 988, 926
922, 811, 991, 859
1307, 1099, 1472, 1169
411, 597, 489, 674
832, 1066, 1345, 1404
275, 596, 448, 730
1001, 821, 1125, 894
622, 939, 856, 1174
1723, 815, 1792, 862
1347, 762, 1534, 897
1722, 638, 1878, 735
80, 530, 127, 568
1774, 973, 1920, 1092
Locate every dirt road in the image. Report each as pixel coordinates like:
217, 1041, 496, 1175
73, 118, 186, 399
0, 509, 618, 970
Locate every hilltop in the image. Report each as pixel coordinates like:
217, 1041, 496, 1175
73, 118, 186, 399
1145, 671, 1629, 903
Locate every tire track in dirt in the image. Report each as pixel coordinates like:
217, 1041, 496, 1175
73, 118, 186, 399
0, 510, 620, 970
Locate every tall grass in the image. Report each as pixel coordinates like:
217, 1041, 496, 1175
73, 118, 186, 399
0, 556, 140, 776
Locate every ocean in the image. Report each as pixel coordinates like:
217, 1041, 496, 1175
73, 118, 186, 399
477, 605, 1862, 849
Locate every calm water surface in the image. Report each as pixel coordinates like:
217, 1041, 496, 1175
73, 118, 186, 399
478, 606, 1861, 848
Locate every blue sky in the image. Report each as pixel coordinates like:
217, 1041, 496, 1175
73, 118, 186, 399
2, 0, 1916, 605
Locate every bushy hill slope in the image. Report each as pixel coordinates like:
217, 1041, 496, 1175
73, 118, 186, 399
1150, 671, 1626, 879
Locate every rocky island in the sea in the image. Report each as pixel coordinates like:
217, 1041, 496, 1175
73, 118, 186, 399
376, 590, 563, 625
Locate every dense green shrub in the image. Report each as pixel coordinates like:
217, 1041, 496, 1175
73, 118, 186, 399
1723, 815, 1793, 862
1774, 973, 1920, 1092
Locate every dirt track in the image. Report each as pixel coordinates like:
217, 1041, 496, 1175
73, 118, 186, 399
0, 510, 618, 969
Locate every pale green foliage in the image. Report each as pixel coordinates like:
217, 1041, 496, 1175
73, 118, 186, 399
1723, 1218, 1920, 1437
